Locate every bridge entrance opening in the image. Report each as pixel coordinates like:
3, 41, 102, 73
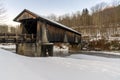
22, 19, 37, 35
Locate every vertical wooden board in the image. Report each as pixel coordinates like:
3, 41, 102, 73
75, 36, 78, 43
64, 33, 68, 43
36, 21, 41, 42
20, 23, 24, 34
35, 21, 42, 57
66, 31, 74, 43
47, 25, 57, 42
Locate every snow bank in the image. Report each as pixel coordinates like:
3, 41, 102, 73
0, 44, 16, 49
53, 45, 69, 56
0, 48, 120, 80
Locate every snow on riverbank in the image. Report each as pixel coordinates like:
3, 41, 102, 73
68, 54, 120, 62
82, 51, 120, 55
0, 48, 120, 80
96, 51, 120, 55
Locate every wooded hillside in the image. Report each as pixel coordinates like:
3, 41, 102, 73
48, 2, 120, 41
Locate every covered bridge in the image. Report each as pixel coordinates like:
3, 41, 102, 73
14, 9, 81, 57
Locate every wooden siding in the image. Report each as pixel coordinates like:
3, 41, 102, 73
46, 24, 81, 43
16, 12, 36, 22
47, 24, 65, 42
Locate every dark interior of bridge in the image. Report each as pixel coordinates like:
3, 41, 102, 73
22, 19, 37, 34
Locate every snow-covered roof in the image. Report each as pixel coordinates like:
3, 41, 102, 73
14, 9, 81, 35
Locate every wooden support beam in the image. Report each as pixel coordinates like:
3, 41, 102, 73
15, 33, 18, 42
64, 33, 68, 43
35, 21, 42, 57
75, 36, 78, 43
20, 24, 23, 34
36, 21, 41, 42
31, 34, 34, 40
41, 23, 49, 43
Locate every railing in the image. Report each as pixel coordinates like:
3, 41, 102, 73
0, 33, 36, 43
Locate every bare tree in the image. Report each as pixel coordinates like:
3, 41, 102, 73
91, 2, 107, 13
0, 0, 6, 24
47, 14, 58, 21
10, 27, 16, 33
0, 25, 8, 33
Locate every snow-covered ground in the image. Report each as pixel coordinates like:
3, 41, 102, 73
81, 51, 120, 56
92, 51, 120, 55
0, 44, 16, 49
0, 48, 120, 80
0, 44, 16, 53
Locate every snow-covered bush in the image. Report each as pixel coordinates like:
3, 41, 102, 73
88, 39, 120, 51
109, 40, 120, 50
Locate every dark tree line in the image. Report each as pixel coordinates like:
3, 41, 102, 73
0, 25, 17, 33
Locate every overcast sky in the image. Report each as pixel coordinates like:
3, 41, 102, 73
1, 0, 115, 25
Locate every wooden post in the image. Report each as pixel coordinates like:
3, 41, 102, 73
16, 43, 18, 54
35, 21, 42, 57
16, 23, 23, 54
75, 36, 78, 43
20, 24, 23, 34
24, 34, 27, 41
15, 33, 18, 42
48, 44, 53, 56
31, 34, 34, 40
16, 43, 24, 55
4, 33, 6, 43
41, 23, 54, 57
41, 22, 49, 57
64, 33, 68, 43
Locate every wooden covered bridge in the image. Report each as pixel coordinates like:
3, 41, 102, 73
0, 9, 81, 57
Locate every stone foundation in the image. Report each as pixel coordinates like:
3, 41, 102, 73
16, 43, 53, 57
